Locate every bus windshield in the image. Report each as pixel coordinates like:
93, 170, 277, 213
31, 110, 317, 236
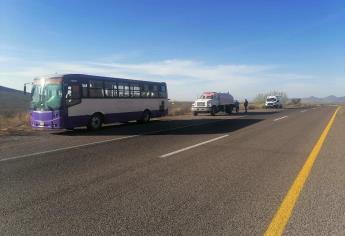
31, 79, 63, 111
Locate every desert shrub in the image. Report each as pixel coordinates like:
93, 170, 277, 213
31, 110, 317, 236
290, 98, 301, 105
168, 101, 193, 116
248, 104, 257, 110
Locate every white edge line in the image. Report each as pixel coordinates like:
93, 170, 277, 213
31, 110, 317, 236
300, 110, 307, 113
159, 134, 229, 158
1, 116, 246, 163
273, 116, 288, 122
0, 135, 140, 163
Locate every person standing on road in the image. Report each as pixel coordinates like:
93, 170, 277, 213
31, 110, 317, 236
244, 99, 249, 113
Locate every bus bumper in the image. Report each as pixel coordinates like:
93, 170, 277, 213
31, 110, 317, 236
30, 110, 63, 129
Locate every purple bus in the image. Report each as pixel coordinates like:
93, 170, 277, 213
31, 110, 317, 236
25, 74, 168, 130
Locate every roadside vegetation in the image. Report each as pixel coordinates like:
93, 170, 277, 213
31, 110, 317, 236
248, 91, 321, 109
0, 113, 30, 134
168, 101, 193, 116
252, 91, 288, 108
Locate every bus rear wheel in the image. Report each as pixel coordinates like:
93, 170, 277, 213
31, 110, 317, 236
138, 110, 151, 124
87, 114, 103, 131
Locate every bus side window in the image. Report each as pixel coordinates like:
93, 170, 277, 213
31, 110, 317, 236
104, 81, 117, 97
159, 85, 166, 98
151, 85, 158, 98
82, 82, 88, 97
118, 83, 124, 97
141, 84, 150, 98
66, 84, 81, 106
118, 83, 129, 97
130, 84, 140, 97
124, 84, 130, 97
89, 80, 104, 98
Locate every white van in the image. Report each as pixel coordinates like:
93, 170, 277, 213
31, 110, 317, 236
265, 95, 283, 108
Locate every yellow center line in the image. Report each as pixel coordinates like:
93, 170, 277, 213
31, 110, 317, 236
264, 106, 340, 236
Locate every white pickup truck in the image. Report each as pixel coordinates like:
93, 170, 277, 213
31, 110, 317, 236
191, 92, 239, 116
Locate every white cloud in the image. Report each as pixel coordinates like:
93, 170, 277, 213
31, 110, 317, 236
0, 55, 18, 63
0, 56, 334, 100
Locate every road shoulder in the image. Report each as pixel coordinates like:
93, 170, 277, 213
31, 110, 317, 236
285, 106, 345, 235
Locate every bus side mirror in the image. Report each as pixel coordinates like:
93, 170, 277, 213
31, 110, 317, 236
24, 85, 27, 95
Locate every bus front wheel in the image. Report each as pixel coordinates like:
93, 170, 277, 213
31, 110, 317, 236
87, 114, 103, 131
138, 110, 151, 124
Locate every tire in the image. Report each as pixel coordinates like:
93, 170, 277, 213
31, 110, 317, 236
229, 105, 233, 114
193, 111, 198, 116
225, 105, 232, 115
138, 110, 151, 123
87, 114, 103, 131
211, 106, 217, 116
224, 105, 229, 114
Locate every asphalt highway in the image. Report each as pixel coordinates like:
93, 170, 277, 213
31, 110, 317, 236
0, 106, 343, 235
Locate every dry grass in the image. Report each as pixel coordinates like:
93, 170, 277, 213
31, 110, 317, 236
0, 113, 30, 134
247, 102, 319, 110
168, 101, 193, 116
247, 103, 262, 110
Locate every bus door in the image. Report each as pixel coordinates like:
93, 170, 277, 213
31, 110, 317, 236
159, 84, 167, 112
65, 79, 81, 107
159, 100, 165, 112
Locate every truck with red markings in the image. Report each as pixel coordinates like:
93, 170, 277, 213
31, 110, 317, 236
191, 92, 239, 116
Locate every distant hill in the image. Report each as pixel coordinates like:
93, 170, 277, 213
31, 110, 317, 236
0, 86, 24, 93
0, 86, 31, 116
302, 95, 345, 104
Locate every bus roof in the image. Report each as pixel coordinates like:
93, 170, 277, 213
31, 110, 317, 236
35, 74, 166, 85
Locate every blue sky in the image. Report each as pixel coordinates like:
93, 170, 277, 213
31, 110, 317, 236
1, 0, 344, 100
